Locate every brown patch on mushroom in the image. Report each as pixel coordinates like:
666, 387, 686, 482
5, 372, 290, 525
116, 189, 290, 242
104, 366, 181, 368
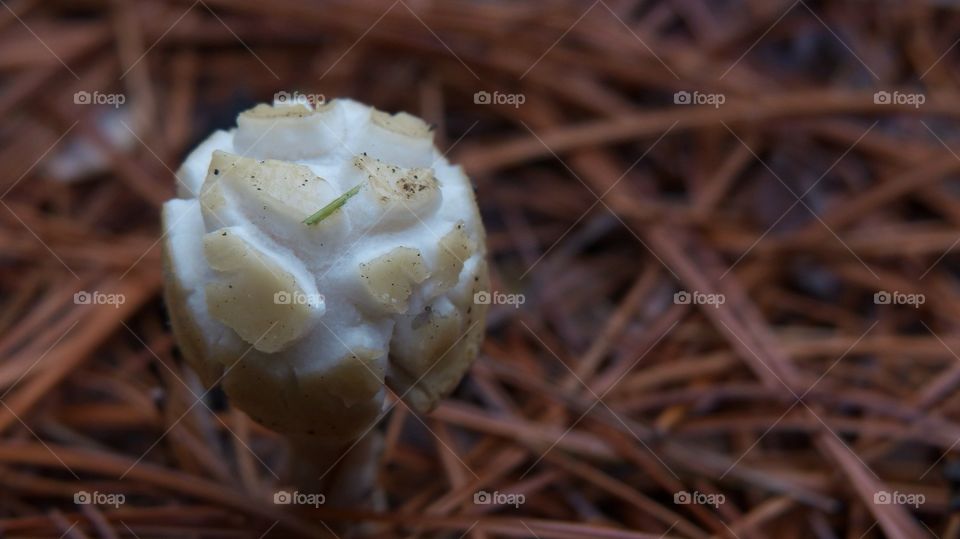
358, 246, 429, 314
370, 109, 432, 138
203, 228, 314, 353
386, 259, 490, 412
222, 356, 384, 441
201, 150, 338, 225
434, 221, 472, 292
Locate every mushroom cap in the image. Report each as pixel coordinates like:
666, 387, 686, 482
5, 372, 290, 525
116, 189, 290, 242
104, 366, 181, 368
162, 98, 488, 442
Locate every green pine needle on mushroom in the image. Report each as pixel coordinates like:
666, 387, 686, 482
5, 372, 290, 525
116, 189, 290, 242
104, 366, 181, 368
303, 183, 363, 225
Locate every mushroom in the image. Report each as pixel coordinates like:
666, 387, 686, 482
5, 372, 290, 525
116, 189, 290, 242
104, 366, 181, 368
161, 97, 489, 505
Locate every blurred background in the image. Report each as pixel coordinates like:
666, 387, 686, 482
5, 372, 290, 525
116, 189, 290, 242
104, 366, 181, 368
2, 0, 960, 537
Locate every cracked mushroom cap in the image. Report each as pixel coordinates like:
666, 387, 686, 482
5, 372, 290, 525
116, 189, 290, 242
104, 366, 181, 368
162, 98, 488, 442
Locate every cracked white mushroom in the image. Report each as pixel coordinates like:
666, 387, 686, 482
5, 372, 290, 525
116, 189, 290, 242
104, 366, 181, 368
161, 98, 488, 503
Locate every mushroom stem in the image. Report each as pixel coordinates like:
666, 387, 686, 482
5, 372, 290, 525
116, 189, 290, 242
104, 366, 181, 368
286, 432, 383, 508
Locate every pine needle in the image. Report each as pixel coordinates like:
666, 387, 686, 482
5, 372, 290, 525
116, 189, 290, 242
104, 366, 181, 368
302, 183, 363, 225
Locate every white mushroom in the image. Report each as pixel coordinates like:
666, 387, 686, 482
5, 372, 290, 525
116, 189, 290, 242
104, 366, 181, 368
161, 98, 489, 504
